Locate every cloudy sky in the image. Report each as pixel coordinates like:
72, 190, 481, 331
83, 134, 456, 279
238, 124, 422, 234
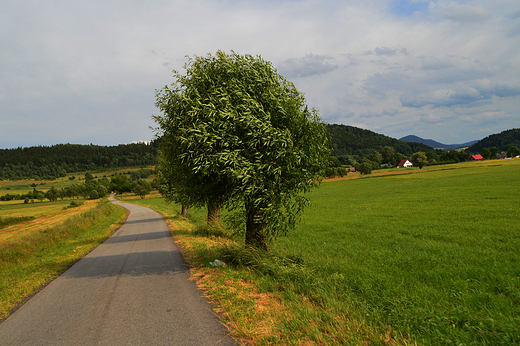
1, 0, 519, 149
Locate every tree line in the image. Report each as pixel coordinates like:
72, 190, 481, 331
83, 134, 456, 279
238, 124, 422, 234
0, 143, 158, 180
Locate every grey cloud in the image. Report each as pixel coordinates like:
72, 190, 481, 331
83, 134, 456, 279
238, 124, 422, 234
506, 9, 520, 20
400, 83, 520, 108
383, 108, 400, 117
375, 47, 398, 56
478, 82, 520, 98
419, 56, 453, 70
363, 71, 411, 99
507, 24, 520, 37
365, 47, 409, 57
400, 88, 483, 108
276, 54, 338, 78
441, 4, 492, 23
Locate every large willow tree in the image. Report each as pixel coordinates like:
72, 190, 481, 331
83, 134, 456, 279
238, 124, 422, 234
154, 51, 329, 250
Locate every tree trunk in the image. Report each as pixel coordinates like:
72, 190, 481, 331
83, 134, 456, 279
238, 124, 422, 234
181, 204, 189, 216
207, 197, 221, 225
245, 208, 268, 251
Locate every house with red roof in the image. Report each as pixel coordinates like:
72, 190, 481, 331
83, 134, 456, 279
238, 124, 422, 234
397, 159, 413, 168
471, 154, 484, 161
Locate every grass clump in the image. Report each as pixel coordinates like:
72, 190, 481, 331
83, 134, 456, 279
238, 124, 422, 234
0, 215, 35, 229
66, 200, 84, 209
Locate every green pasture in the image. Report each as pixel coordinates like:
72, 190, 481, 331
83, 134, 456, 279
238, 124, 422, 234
128, 159, 520, 345
0, 199, 77, 219
273, 159, 520, 344
0, 166, 156, 200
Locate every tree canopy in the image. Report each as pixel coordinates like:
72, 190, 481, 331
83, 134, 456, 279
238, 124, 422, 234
154, 51, 329, 249
467, 128, 520, 153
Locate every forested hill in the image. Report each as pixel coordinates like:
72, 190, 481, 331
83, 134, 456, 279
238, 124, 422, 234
0, 143, 158, 180
466, 128, 520, 153
326, 124, 433, 156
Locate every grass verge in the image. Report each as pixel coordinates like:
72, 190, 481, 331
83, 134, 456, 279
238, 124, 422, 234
0, 199, 128, 319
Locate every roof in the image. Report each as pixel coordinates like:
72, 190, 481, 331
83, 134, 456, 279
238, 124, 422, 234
397, 159, 411, 167
472, 154, 484, 160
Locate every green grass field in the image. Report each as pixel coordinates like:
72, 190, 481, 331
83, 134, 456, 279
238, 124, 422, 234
126, 159, 520, 345
0, 166, 153, 197
273, 159, 520, 344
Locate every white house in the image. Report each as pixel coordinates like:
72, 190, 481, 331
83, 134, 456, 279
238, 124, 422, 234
397, 159, 413, 168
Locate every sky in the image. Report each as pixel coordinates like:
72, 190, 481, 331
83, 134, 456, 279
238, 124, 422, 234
1, 0, 520, 149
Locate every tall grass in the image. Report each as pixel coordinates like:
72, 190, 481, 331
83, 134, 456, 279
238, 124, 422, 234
0, 199, 127, 319
0, 216, 35, 229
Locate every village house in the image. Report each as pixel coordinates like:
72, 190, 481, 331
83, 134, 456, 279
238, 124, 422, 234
397, 159, 413, 168
471, 154, 484, 161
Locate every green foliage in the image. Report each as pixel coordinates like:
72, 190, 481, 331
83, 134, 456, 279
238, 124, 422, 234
109, 173, 133, 194
480, 147, 491, 159
45, 186, 59, 201
323, 166, 348, 178
440, 149, 470, 163
490, 147, 499, 158
84, 172, 94, 182
67, 200, 83, 208
132, 179, 152, 199
467, 128, 520, 153
89, 190, 99, 200
322, 157, 348, 178
381, 146, 395, 164
0, 143, 158, 180
507, 145, 520, 157
327, 124, 433, 157
154, 51, 330, 249
357, 162, 373, 175
410, 151, 428, 169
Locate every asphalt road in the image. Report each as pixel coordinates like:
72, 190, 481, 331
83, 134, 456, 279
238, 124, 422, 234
0, 197, 236, 345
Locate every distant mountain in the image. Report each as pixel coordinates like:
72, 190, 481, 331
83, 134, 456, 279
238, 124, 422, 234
466, 128, 520, 153
327, 124, 433, 157
399, 135, 478, 150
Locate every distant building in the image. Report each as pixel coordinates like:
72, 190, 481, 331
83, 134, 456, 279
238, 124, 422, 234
471, 154, 484, 160
496, 152, 507, 159
397, 159, 413, 168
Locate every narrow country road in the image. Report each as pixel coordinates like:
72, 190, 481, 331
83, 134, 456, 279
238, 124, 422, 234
0, 196, 236, 345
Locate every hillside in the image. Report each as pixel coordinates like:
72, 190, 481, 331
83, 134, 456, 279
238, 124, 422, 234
327, 124, 433, 157
466, 128, 520, 153
399, 135, 478, 150
0, 143, 158, 180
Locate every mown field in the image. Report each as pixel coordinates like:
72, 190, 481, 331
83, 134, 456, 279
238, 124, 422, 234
125, 159, 520, 345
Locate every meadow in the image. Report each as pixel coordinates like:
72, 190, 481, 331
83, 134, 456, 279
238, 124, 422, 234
0, 198, 128, 319
126, 159, 520, 345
